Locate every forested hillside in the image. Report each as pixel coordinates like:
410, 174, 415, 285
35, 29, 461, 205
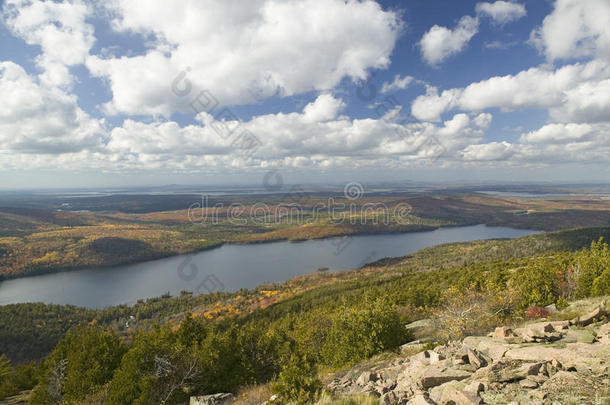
0, 227, 608, 403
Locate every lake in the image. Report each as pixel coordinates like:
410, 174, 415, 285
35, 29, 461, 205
0, 225, 539, 308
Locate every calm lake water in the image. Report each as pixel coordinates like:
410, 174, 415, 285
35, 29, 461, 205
0, 225, 539, 308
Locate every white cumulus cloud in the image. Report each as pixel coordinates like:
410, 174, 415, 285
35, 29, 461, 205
0, 62, 105, 154
302, 94, 346, 123
419, 15, 479, 66
461, 141, 514, 161
519, 123, 593, 144
475, 1, 526, 25
85, 0, 402, 117
549, 79, 610, 123
530, 0, 610, 61
411, 60, 610, 121
381, 75, 414, 93
2, 0, 95, 87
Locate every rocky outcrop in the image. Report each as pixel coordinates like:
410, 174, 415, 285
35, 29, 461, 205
512, 322, 565, 343
419, 364, 472, 389
357, 371, 380, 386
0, 390, 31, 405
597, 322, 610, 344
572, 305, 607, 326
190, 393, 234, 405
326, 301, 610, 405
492, 326, 517, 341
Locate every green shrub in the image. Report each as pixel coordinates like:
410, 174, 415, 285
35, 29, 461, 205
0, 355, 9, 382
106, 326, 178, 405
591, 268, 610, 296
575, 238, 610, 298
29, 326, 125, 404
320, 297, 408, 367
556, 297, 569, 310
272, 354, 321, 405
0, 361, 37, 400
513, 258, 559, 310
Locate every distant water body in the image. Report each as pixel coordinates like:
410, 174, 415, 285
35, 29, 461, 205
0, 224, 539, 308
478, 191, 610, 198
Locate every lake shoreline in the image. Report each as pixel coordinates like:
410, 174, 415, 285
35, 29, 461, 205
1, 223, 448, 282
0, 225, 542, 308
0, 221, 545, 282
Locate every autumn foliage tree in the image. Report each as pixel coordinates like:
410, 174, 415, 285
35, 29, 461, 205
434, 285, 516, 341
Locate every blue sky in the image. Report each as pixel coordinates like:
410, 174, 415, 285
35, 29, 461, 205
0, 0, 608, 189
